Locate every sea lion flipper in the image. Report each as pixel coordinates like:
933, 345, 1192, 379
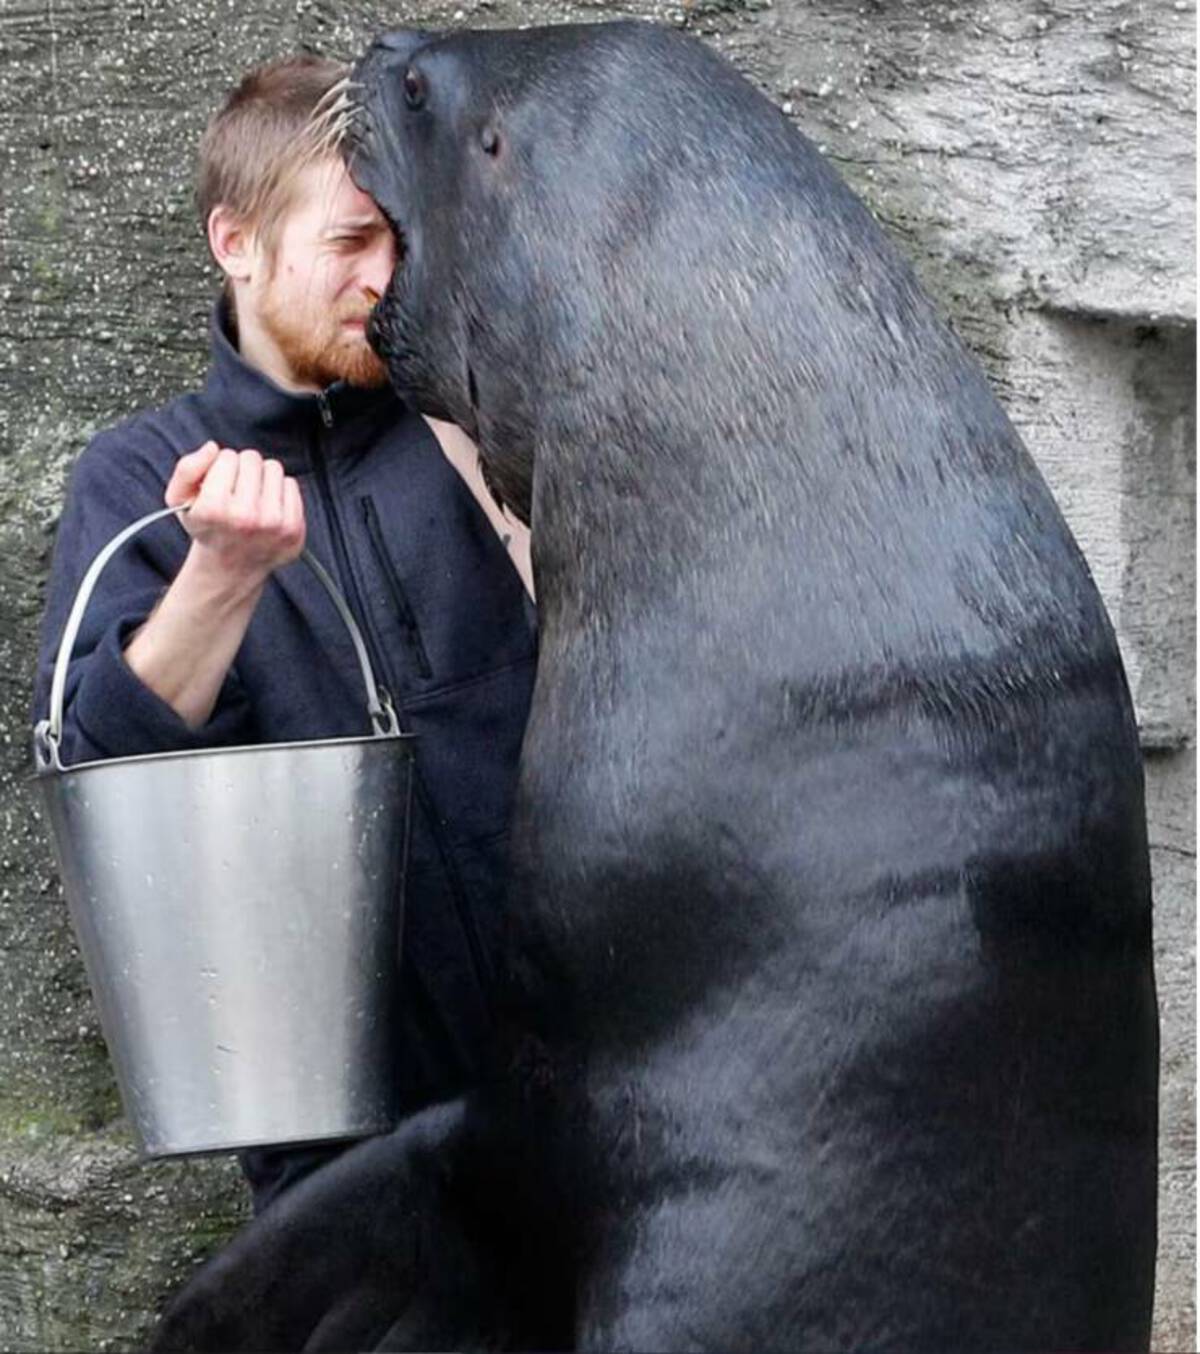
152, 1099, 501, 1352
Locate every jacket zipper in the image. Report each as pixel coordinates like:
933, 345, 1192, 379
311, 392, 495, 1001
361, 495, 433, 679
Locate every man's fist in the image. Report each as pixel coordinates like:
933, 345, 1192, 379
166, 442, 306, 584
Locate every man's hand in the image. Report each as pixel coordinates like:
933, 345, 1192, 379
167, 442, 305, 588
123, 444, 307, 729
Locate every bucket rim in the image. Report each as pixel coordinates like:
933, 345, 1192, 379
32, 729, 415, 781
137, 1121, 395, 1161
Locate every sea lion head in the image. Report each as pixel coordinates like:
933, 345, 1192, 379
345, 21, 838, 529
347, 26, 556, 521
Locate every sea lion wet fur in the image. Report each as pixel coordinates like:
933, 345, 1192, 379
155, 21, 1158, 1353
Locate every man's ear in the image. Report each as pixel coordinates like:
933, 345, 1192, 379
208, 205, 256, 283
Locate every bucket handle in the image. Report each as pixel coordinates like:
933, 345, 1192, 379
34, 503, 400, 773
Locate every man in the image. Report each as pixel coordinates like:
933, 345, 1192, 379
33, 55, 537, 1212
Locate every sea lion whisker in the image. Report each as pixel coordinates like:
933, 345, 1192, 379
311, 74, 352, 114
295, 107, 357, 168
304, 105, 349, 144
332, 112, 360, 149
300, 80, 363, 162
313, 117, 349, 153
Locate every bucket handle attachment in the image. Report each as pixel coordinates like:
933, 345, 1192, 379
34, 503, 400, 773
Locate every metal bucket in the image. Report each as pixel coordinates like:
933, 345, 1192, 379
33, 505, 415, 1159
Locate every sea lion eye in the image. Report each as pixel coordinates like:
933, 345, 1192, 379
480, 125, 500, 156
403, 67, 427, 110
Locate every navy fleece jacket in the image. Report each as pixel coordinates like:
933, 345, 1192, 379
33, 307, 537, 1203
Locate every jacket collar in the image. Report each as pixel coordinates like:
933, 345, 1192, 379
197, 299, 402, 473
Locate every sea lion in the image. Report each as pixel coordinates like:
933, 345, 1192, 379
155, 19, 1158, 1353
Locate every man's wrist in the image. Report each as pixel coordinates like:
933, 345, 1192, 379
121, 545, 268, 729
177, 541, 272, 612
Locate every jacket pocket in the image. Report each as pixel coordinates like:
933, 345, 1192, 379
360, 495, 433, 679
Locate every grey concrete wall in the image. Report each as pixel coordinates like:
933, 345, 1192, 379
1, 0, 1192, 1348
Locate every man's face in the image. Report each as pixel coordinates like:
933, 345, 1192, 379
246, 158, 397, 390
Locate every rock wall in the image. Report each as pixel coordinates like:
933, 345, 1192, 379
1, 0, 1192, 1347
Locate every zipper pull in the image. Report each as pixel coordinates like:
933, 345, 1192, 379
317, 392, 333, 428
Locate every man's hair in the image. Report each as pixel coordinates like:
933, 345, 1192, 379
196, 54, 348, 253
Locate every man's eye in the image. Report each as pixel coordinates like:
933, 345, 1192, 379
328, 234, 363, 248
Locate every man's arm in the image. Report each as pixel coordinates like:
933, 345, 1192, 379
123, 442, 305, 729
424, 418, 535, 600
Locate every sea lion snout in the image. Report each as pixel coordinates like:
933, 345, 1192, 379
348, 36, 432, 363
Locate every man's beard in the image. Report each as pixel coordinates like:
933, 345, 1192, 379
261, 292, 390, 391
